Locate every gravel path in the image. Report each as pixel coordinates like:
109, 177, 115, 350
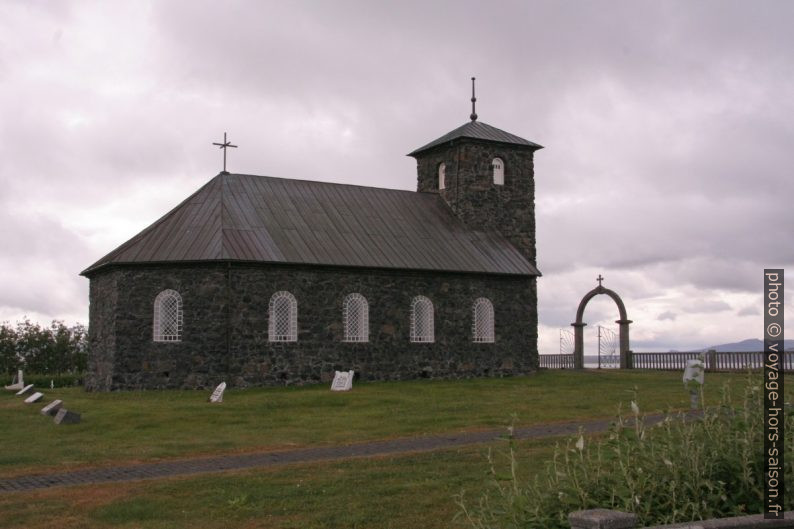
0, 413, 682, 493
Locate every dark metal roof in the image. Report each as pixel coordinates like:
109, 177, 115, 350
408, 120, 543, 157
81, 173, 541, 277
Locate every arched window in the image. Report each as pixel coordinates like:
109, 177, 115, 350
410, 295, 434, 343
472, 297, 495, 343
343, 293, 369, 342
269, 291, 298, 342
438, 162, 446, 190
492, 158, 504, 185
153, 289, 183, 342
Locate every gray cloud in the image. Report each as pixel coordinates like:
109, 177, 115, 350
0, 0, 792, 350
737, 306, 760, 317
658, 311, 676, 321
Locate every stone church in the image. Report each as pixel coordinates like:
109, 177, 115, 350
81, 99, 543, 391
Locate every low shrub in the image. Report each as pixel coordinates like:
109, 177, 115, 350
456, 377, 793, 528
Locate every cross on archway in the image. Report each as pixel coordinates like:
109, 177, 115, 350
597, 274, 604, 287
212, 132, 237, 173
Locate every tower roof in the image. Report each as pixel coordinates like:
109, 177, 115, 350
408, 120, 543, 157
81, 172, 541, 277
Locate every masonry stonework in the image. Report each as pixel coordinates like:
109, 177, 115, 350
86, 263, 537, 391
413, 140, 537, 265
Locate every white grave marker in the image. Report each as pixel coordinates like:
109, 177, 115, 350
209, 382, 227, 403
683, 359, 704, 386
683, 358, 705, 409
41, 399, 63, 416
330, 370, 354, 391
4, 370, 24, 391
24, 392, 44, 404
15, 384, 34, 396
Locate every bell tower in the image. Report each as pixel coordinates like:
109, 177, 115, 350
407, 78, 543, 266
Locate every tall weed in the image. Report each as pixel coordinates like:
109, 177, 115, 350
456, 377, 792, 528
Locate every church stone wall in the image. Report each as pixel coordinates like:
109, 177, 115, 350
85, 271, 119, 391
86, 263, 537, 390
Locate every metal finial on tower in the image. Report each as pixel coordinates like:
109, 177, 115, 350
470, 77, 478, 121
212, 132, 238, 173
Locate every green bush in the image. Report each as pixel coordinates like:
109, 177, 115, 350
0, 319, 87, 375
456, 378, 793, 528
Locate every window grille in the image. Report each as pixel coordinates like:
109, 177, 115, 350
343, 293, 369, 342
472, 297, 495, 343
410, 295, 434, 343
269, 291, 298, 342
153, 289, 183, 342
492, 158, 504, 185
438, 162, 446, 190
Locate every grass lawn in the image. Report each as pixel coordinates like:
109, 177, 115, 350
0, 370, 756, 479
0, 438, 555, 529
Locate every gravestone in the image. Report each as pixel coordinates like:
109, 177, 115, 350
41, 399, 63, 416
209, 382, 227, 403
683, 358, 705, 409
15, 384, 34, 396
4, 370, 24, 391
54, 408, 81, 425
330, 370, 354, 391
24, 392, 44, 404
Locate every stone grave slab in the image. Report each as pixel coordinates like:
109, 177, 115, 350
209, 382, 227, 403
41, 399, 63, 416
15, 384, 34, 396
54, 409, 81, 425
331, 370, 354, 392
24, 392, 44, 404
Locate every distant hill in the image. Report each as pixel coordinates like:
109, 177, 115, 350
695, 338, 794, 352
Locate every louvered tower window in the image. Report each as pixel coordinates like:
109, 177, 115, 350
472, 297, 495, 343
269, 291, 298, 342
492, 158, 504, 185
438, 162, 446, 190
153, 289, 183, 342
410, 295, 434, 343
343, 293, 369, 342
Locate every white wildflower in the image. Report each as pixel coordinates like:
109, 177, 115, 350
631, 401, 640, 415
575, 435, 584, 452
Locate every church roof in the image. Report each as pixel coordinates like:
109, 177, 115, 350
81, 173, 540, 277
408, 120, 543, 157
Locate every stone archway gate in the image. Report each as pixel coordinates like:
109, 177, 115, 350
572, 277, 632, 369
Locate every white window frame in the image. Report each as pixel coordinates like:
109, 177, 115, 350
410, 295, 434, 343
472, 297, 495, 343
492, 157, 504, 186
153, 289, 183, 342
438, 162, 446, 190
268, 291, 298, 342
343, 293, 369, 343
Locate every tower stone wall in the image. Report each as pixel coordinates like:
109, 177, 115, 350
413, 140, 538, 266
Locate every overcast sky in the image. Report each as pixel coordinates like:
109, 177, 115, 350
1, 0, 792, 353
